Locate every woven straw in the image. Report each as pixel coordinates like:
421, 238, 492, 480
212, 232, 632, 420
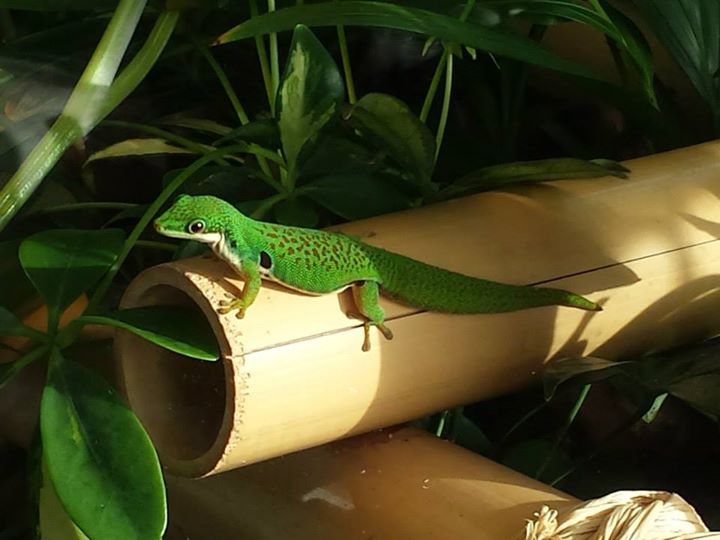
522, 491, 719, 540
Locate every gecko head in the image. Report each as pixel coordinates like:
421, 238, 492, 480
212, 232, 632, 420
154, 194, 242, 244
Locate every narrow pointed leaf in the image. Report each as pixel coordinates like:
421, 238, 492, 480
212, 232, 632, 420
444, 157, 628, 197
19, 229, 125, 326
216, 2, 604, 82
41, 349, 166, 540
85, 138, 195, 166
79, 305, 218, 361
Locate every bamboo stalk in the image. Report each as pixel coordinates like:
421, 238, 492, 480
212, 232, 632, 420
164, 427, 577, 540
115, 141, 720, 477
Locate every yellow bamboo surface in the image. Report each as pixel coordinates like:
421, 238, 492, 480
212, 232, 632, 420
165, 427, 576, 540
116, 141, 720, 477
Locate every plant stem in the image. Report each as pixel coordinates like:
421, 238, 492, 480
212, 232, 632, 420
0, 5, 178, 232
0, 345, 49, 389
200, 47, 250, 124
434, 52, 453, 162
248, 0, 274, 108
535, 384, 591, 480
336, 23, 356, 103
86, 144, 248, 314
199, 46, 273, 176
419, 53, 447, 124
548, 406, 647, 487
268, 0, 280, 115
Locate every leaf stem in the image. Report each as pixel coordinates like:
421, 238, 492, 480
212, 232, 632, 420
0, 6, 177, 232
0, 344, 49, 389
200, 46, 250, 124
249, 0, 274, 106
419, 53, 447, 124
434, 52, 453, 162
336, 23, 356, 103
268, 0, 280, 114
86, 144, 249, 314
535, 384, 591, 480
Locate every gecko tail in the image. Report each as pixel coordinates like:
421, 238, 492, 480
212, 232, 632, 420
372, 248, 601, 314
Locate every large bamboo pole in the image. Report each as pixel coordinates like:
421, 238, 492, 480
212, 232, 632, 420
165, 427, 577, 540
116, 141, 720, 477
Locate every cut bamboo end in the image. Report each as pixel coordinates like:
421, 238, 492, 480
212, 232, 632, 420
116, 141, 720, 477
165, 427, 577, 540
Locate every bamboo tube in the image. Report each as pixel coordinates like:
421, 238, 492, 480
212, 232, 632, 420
116, 141, 720, 477
164, 426, 577, 540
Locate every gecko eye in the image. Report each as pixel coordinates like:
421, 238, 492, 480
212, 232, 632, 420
187, 219, 205, 234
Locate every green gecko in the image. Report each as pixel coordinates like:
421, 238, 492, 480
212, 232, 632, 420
154, 195, 601, 351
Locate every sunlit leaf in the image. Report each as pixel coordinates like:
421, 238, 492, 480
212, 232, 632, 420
276, 25, 344, 181
85, 138, 195, 166
350, 93, 435, 188
41, 349, 166, 540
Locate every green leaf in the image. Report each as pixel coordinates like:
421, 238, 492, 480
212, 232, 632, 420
543, 356, 635, 400
159, 116, 233, 136
39, 460, 90, 540
214, 118, 281, 148
0, 0, 117, 9
276, 25, 344, 180
273, 198, 319, 227
41, 349, 166, 540
0, 306, 45, 339
444, 157, 629, 197
305, 172, 413, 220
19, 229, 125, 328
85, 138, 195, 166
633, 0, 720, 120
350, 93, 436, 187
216, 2, 606, 82
79, 305, 219, 361
0, 240, 37, 311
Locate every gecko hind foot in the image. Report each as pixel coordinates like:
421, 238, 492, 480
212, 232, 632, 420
217, 298, 246, 319
360, 321, 394, 352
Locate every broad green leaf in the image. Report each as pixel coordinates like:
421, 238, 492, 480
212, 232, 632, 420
19, 229, 125, 327
276, 25, 344, 180
306, 172, 413, 220
668, 374, 720, 421
39, 460, 90, 540
0, 240, 36, 311
164, 165, 260, 201
41, 349, 166, 540
0, 306, 45, 339
350, 93, 436, 188
85, 138, 195, 166
444, 157, 629, 197
79, 305, 219, 361
298, 135, 385, 180
216, 2, 605, 82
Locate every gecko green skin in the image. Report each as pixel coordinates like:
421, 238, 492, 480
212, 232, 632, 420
155, 195, 601, 351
